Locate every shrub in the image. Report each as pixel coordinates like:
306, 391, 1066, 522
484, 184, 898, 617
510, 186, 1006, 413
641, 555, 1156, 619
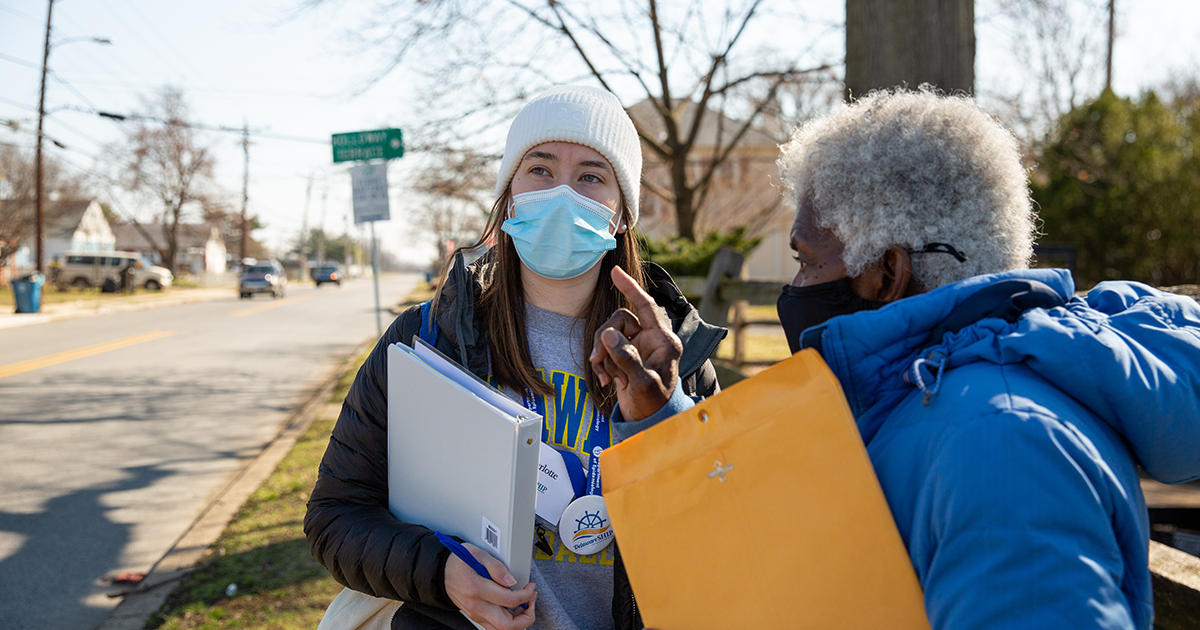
637, 228, 762, 277
1032, 89, 1200, 287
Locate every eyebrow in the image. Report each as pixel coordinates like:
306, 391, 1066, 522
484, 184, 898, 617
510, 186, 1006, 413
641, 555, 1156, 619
580, 160, 612, 171
523, 151, 612, 172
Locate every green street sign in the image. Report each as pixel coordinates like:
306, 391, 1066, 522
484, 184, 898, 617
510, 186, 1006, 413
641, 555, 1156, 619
331, 128, 404, 163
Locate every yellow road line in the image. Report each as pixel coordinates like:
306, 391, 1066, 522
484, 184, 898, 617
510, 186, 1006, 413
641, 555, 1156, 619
0, 330, 176, 380
230, 294, 313, 318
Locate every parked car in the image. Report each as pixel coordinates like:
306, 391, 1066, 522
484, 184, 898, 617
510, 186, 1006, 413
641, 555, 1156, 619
59, 251, 173, 290
311, 263, 343, 287
239, 261, 286, 299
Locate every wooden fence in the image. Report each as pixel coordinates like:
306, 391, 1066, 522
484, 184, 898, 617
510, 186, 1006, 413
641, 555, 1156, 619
674, 247, 783, 374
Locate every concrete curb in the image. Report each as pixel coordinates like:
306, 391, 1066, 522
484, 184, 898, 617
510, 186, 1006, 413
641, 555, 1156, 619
96, 338, 371, 630
0, 287, 234, 329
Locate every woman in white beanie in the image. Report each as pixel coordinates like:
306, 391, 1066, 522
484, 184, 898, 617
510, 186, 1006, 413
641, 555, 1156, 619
306, 85, 725, 630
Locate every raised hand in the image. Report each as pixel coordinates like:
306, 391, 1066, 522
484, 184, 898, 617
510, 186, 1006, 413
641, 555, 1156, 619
590, 266, 682, 422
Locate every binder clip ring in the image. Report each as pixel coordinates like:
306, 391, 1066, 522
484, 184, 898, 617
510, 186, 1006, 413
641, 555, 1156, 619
708, 460, 733, 482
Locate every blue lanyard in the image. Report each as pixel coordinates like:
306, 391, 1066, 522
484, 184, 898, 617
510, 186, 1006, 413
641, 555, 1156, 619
522, 387, 607, 498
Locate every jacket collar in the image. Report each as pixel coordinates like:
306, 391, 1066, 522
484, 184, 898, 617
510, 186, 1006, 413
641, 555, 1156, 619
803, 268, 1075, 440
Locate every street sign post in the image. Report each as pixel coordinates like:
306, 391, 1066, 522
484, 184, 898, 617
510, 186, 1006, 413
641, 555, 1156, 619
332, 128, 404, 164
334, 127, 404, 337
350, 163, 391, 224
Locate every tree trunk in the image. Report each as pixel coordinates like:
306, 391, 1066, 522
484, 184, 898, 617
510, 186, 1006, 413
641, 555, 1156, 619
165, 204, 181, 275
165, 227, 178, 275
845, 0, 975, 99
671, 157, 697, 242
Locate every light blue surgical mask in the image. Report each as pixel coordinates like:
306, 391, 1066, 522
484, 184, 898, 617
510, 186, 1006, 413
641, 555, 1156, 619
501, 185, 619, 280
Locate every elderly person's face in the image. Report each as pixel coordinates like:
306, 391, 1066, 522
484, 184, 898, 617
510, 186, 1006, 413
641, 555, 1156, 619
787, 191, 912, 298
778, 190, 915, 352
789, 192, 849, 287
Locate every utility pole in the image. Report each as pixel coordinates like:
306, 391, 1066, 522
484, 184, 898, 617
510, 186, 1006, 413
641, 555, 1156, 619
35, 0, 55, 276
300, 172, 312, 281
239, 122, 250, 265
1105, 0, 1116, 91
344, 200, 352, 271
317, 179, 328, 266
370, 220, 381, 336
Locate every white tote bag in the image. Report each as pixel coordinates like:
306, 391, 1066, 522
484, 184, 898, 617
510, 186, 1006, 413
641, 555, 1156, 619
316, 587, 401, 630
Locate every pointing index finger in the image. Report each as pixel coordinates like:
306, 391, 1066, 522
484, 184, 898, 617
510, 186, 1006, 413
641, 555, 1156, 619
610, 266, 659, 325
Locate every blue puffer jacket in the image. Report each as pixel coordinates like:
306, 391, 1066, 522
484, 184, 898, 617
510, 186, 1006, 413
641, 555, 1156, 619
802, 268, 1200, 630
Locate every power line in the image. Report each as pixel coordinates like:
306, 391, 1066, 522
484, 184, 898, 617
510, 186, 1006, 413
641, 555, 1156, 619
48, 70, 101, 110
36, 76, 332, 99
51, 12, 150, 92
105, 0, 232, 104
94, 109, 265, 136
45, 116, 108, 151
0, 95, 37, 112
69, 105, 327, 144
0, 51, 40, 70
52, 150, 153, 227
0, 1, 39, 23
257, 131, 328, 145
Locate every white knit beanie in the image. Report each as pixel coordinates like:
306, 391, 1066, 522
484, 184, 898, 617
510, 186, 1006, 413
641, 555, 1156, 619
495, 85, 642, 226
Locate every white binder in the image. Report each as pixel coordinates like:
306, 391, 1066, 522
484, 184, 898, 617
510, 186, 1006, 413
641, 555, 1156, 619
387, 339, 543, 588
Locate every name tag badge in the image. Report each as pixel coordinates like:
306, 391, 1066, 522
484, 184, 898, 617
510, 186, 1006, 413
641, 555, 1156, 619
535, 442, 576, 525
559, 494, 613, 556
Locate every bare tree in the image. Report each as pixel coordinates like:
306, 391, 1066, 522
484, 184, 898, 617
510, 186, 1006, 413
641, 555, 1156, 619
201, 192, 268, 263
405, 149, 494, 268
0, 144, 88, 266
977, 0, 1112, 143
300, 0, 837, 241
110, 87, 217, 273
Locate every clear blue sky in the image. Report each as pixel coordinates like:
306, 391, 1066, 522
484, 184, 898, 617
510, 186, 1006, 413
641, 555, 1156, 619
2, 0, 1198, 265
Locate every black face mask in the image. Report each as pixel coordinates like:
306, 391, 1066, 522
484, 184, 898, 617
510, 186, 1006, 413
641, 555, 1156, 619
777, 278, 886, 354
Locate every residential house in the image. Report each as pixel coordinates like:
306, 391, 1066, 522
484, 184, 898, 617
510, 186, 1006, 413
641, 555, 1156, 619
2, 198, 115, 284
112, 223, 228, 275
627, 99, 798, 281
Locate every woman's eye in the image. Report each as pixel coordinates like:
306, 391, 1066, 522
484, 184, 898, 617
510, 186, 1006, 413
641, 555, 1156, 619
530, 165, 550, 176
580, 173, 602, 184
792, 254, 808, 271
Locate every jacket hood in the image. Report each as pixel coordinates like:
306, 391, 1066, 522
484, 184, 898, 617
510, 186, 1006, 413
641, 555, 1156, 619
808, 268, 1200, 484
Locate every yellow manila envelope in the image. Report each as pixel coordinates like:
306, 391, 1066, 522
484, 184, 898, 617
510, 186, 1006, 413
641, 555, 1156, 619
600, 349, 930, 630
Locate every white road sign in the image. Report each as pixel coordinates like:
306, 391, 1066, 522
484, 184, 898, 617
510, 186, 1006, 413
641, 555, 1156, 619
350, 163, 391, 224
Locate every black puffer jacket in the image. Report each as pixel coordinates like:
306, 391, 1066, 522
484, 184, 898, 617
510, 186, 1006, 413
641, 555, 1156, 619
305, 253, 726, 630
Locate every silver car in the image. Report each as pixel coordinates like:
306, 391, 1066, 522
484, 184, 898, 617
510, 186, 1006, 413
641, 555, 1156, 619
238, 262, 287, 299
59, 251, 173, 290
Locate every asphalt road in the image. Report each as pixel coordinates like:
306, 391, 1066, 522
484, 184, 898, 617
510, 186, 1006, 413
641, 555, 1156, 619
0, 273, 420, 630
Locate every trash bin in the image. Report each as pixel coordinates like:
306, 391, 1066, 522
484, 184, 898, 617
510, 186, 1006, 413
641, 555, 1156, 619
12, 273, 44, 314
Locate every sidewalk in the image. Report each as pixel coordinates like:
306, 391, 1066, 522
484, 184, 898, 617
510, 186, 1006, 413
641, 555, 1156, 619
0, 285, 234, 329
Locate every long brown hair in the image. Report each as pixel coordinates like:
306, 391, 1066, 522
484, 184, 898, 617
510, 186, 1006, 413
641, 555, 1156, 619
434, 187, 645, 416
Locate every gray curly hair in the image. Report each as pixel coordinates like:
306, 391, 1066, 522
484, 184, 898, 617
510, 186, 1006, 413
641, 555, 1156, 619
777, 89, 1036, 291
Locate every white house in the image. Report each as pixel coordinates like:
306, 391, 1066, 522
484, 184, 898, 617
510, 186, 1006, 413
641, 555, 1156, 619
6, 199, 116, 275
112, 223, 227, 275
47, 199, 116, 259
